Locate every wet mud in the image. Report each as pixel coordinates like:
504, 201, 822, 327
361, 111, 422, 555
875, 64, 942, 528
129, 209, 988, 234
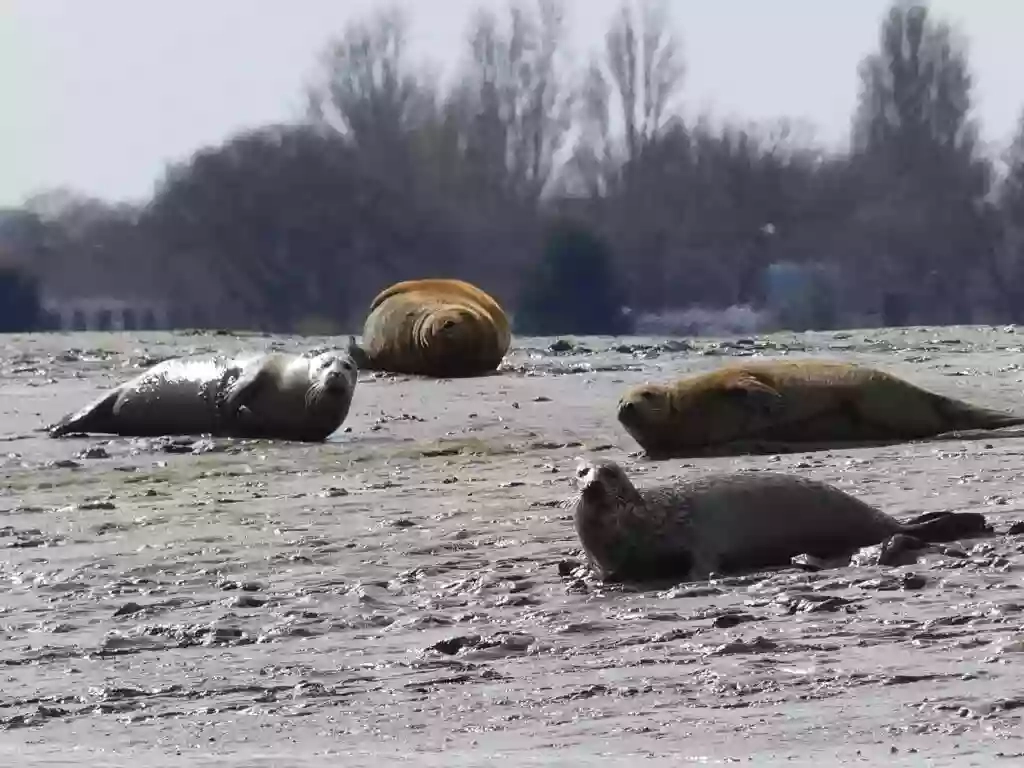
3, 327, 1024, 766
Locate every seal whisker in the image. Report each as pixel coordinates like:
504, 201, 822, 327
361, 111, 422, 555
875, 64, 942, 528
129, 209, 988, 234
305, 382, 322, 408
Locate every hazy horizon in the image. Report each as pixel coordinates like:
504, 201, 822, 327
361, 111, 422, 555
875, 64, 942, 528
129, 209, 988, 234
4, 0, 1024, 208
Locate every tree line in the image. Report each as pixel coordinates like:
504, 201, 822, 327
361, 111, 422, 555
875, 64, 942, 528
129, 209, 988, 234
6, 0, 1024, 336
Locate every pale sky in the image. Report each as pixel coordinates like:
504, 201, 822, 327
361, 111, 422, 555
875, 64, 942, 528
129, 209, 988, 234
2, 1, 1023, 208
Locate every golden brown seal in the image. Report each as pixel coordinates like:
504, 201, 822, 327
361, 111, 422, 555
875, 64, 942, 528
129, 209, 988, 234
350, 278, 511, 378
570, 458, 989, 583
617, 359, 1024, 458
48, 345, 359, 442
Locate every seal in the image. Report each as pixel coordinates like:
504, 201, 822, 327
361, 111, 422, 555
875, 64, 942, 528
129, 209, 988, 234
47, 342, 360, 442
349, 278, 511, 377
569, 457, 990, 583
617, 359, 1024, 458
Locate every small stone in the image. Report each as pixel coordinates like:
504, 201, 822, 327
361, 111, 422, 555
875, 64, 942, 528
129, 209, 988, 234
557, 559, 582, 577
76, 446, 110, 459
901, 573, 927, 590
791, 553, 829, 571
80, 500, 116, 511
48, 459, 82, 469
227, 595, 267, 608
113, 602, 145, 617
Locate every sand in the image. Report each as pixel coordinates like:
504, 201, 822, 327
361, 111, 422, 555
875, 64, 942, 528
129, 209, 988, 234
2, 326, 1024, 767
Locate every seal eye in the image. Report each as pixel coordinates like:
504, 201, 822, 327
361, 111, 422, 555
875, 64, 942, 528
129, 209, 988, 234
442, 318, 456, 330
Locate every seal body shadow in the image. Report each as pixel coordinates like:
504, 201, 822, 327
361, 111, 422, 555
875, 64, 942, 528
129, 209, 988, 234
617, 359, 1024, 459
570, 458, 990, 583
355, 278, 511, 378
48, 344, 359, 442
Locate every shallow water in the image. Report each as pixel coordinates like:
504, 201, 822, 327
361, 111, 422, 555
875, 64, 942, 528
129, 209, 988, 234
3, 326, 1024, 766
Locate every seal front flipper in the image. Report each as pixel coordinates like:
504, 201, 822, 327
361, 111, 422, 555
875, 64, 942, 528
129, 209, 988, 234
47, 390, 121, 438
899, 510, 992, 542
719, 373, 785, 421
220, 365, 268, 423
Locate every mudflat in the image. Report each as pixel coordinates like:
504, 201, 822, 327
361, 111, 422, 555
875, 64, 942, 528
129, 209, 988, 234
3, 327, 1024, 767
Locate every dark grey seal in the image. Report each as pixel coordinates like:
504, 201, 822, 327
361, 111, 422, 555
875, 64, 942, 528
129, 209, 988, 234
47, 343, 360, 443
569, 457, 990, 583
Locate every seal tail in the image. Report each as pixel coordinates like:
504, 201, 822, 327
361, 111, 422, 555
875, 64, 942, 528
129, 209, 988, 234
47, 392, 118, 438
48, 415, 86, 438
899, 510, 992, 542
936, 394, 1024, 432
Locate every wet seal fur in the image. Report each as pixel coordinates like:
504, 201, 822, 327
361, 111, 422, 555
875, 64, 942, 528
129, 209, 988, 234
569, 457, 990, 583
349, 278, 511, 378
617, 359, 1024, 459
48, 343, 360, 442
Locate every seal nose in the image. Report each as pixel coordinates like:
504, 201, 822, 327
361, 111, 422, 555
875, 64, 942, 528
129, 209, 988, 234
618, 401, 634, 416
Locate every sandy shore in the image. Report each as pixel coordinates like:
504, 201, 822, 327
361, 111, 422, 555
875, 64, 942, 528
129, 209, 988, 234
2, 327, 1024, 767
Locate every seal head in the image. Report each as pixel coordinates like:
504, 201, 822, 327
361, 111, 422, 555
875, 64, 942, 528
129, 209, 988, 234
571, 457, 689, 582
618, 373, 785, 458
305, 348, 358, 405
220, 344, 360, 442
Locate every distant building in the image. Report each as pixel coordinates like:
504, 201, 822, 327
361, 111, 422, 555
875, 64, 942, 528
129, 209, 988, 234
40, 293, 212, 331
41, 294, 165, 331
3, 207, 222, 331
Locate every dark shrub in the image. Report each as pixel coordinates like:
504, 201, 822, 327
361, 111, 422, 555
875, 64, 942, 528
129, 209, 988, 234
516, 217, 633, 336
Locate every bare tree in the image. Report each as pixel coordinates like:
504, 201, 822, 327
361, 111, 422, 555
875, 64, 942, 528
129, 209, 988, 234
852, 0, 978, 172
986, 110, 1024, 322
306, 5, 437, 174
849, 0, 991, 323
568, 0, 686, 194
144, 124, 466, 331
449, 0, 575, 205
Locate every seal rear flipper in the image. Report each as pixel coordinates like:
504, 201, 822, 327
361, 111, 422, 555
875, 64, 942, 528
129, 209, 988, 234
934, 393, 1024, 433
47, 391, 120, 438
900, 510, 992, 542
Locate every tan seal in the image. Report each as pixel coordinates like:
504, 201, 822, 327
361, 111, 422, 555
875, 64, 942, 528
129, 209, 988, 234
349, 278, 511, 377
617, 359, 1024, 458
48, 344, 360, 442
569, 457, 990, 583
